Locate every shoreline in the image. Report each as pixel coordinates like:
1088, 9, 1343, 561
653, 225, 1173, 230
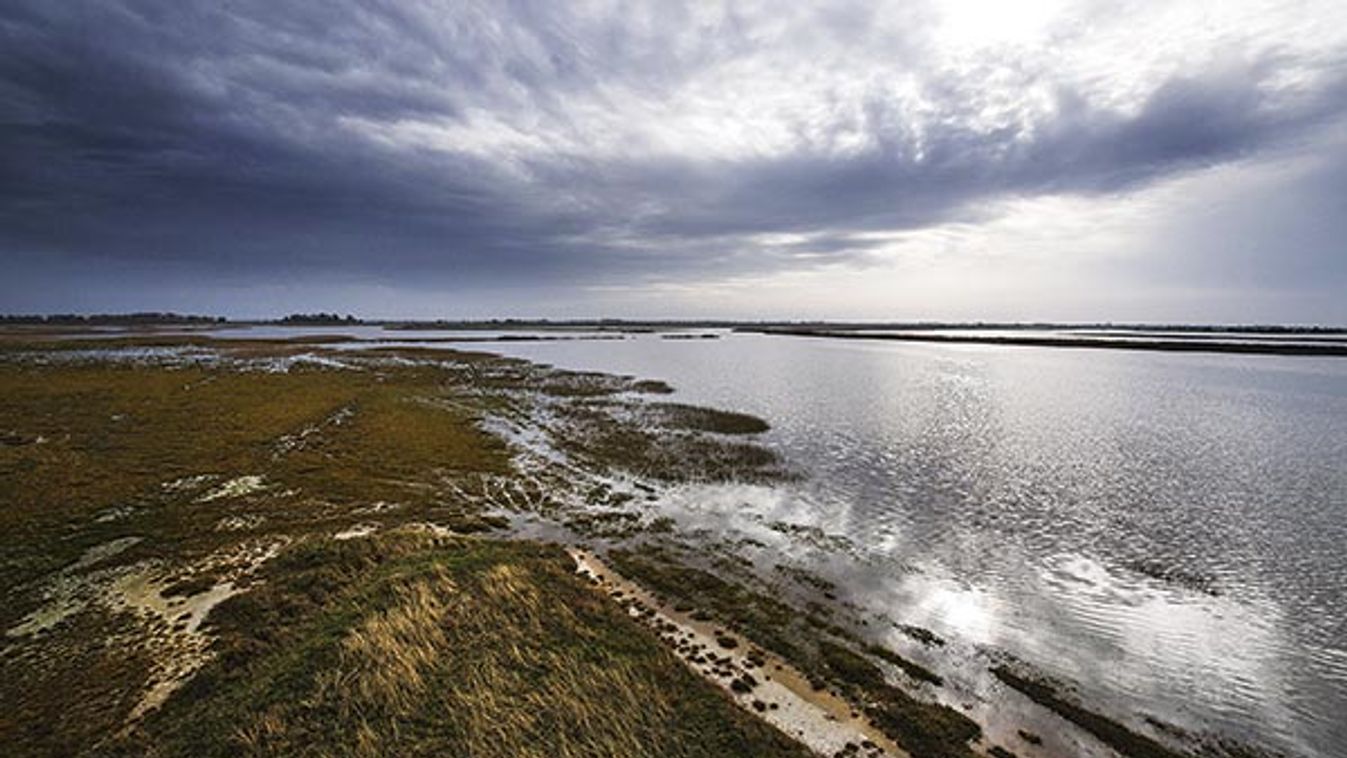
750, 328, 1347, 356
570, 548, 902, 757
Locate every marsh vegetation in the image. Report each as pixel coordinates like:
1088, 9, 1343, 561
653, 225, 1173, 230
0, 333, 816, 756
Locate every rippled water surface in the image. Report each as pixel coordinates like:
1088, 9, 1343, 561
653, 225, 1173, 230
438, 330, 1347, 758
195, 326, 1347, 754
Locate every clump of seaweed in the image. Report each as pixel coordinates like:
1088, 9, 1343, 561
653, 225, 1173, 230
550, 400, 790, 483
1124, 559, 1221, 596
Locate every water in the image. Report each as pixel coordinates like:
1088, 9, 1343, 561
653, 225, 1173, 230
435, 330, 1347, 757
175, 325, 1347, 754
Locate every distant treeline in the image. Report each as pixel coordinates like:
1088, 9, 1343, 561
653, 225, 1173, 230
2, 314, 1342, 334
277, 313, 362, 325
388, 318, 687, 331
0, 312, 225, 325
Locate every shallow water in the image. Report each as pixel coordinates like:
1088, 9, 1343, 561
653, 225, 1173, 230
432, 330, 1347, 758
184, 326, 1346, 755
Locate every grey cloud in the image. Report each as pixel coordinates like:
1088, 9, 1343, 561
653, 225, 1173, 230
2, 0, 1345, 312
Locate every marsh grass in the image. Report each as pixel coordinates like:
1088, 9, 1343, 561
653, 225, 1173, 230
109, 534, 810, 758
552, 401, 787, 483
863, 644, 943, 686
0, 355, 510, 608
640, 403, 771, 435
0, 335, 817, 756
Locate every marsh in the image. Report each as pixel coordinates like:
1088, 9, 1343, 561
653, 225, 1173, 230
3, 327, 1343, 758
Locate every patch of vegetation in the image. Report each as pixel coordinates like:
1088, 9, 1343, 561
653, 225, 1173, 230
1123, 559, 1220, 596
1142, 716, 1287, 758
608, 548, 809, 664
536, 369, 638, 398
553, 402, 789, 483
898, 624, 945, 647
863, 644, 943, 686
765, 521, 853, 551
643, 403, 770, 435
774, 563, 838, 595
564, 509, 644, 538
631, 379, 675, 394
0, 609, 157, 755
991, 666, 1187, 758
106, 533, 809, 757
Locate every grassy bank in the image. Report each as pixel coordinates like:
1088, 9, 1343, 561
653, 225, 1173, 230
110, 532, 810, 757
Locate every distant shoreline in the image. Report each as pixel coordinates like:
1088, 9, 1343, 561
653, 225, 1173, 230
750, 328, 1347, 357
4, 314, 1347, 336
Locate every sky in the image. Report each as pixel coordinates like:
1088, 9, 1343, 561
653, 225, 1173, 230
2, 0, 1346, 322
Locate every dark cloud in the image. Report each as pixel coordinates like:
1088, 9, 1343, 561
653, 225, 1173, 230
1, 1, 1345, 315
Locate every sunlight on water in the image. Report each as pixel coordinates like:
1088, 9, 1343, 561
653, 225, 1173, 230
248, 326, 1346, 756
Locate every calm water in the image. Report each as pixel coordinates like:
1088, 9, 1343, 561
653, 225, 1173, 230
203, 326, 1347, 755
437, 330, 1347, 758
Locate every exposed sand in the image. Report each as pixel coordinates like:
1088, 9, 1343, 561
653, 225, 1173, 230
570, 548, 904, 758
5, 536, 144, 638
334, 523, 380, 540
196, 475, 268, 502
5, 534, 287, 725
119, 537, 288, 722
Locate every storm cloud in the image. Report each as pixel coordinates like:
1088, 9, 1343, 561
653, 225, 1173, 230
2, 1, 1346, 318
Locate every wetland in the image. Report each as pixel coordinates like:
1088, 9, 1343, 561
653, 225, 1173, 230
2, 326, 1342, 757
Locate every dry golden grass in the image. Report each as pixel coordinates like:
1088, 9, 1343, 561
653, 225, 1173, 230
110, 535, 810, 758
334, 571, 451, 714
